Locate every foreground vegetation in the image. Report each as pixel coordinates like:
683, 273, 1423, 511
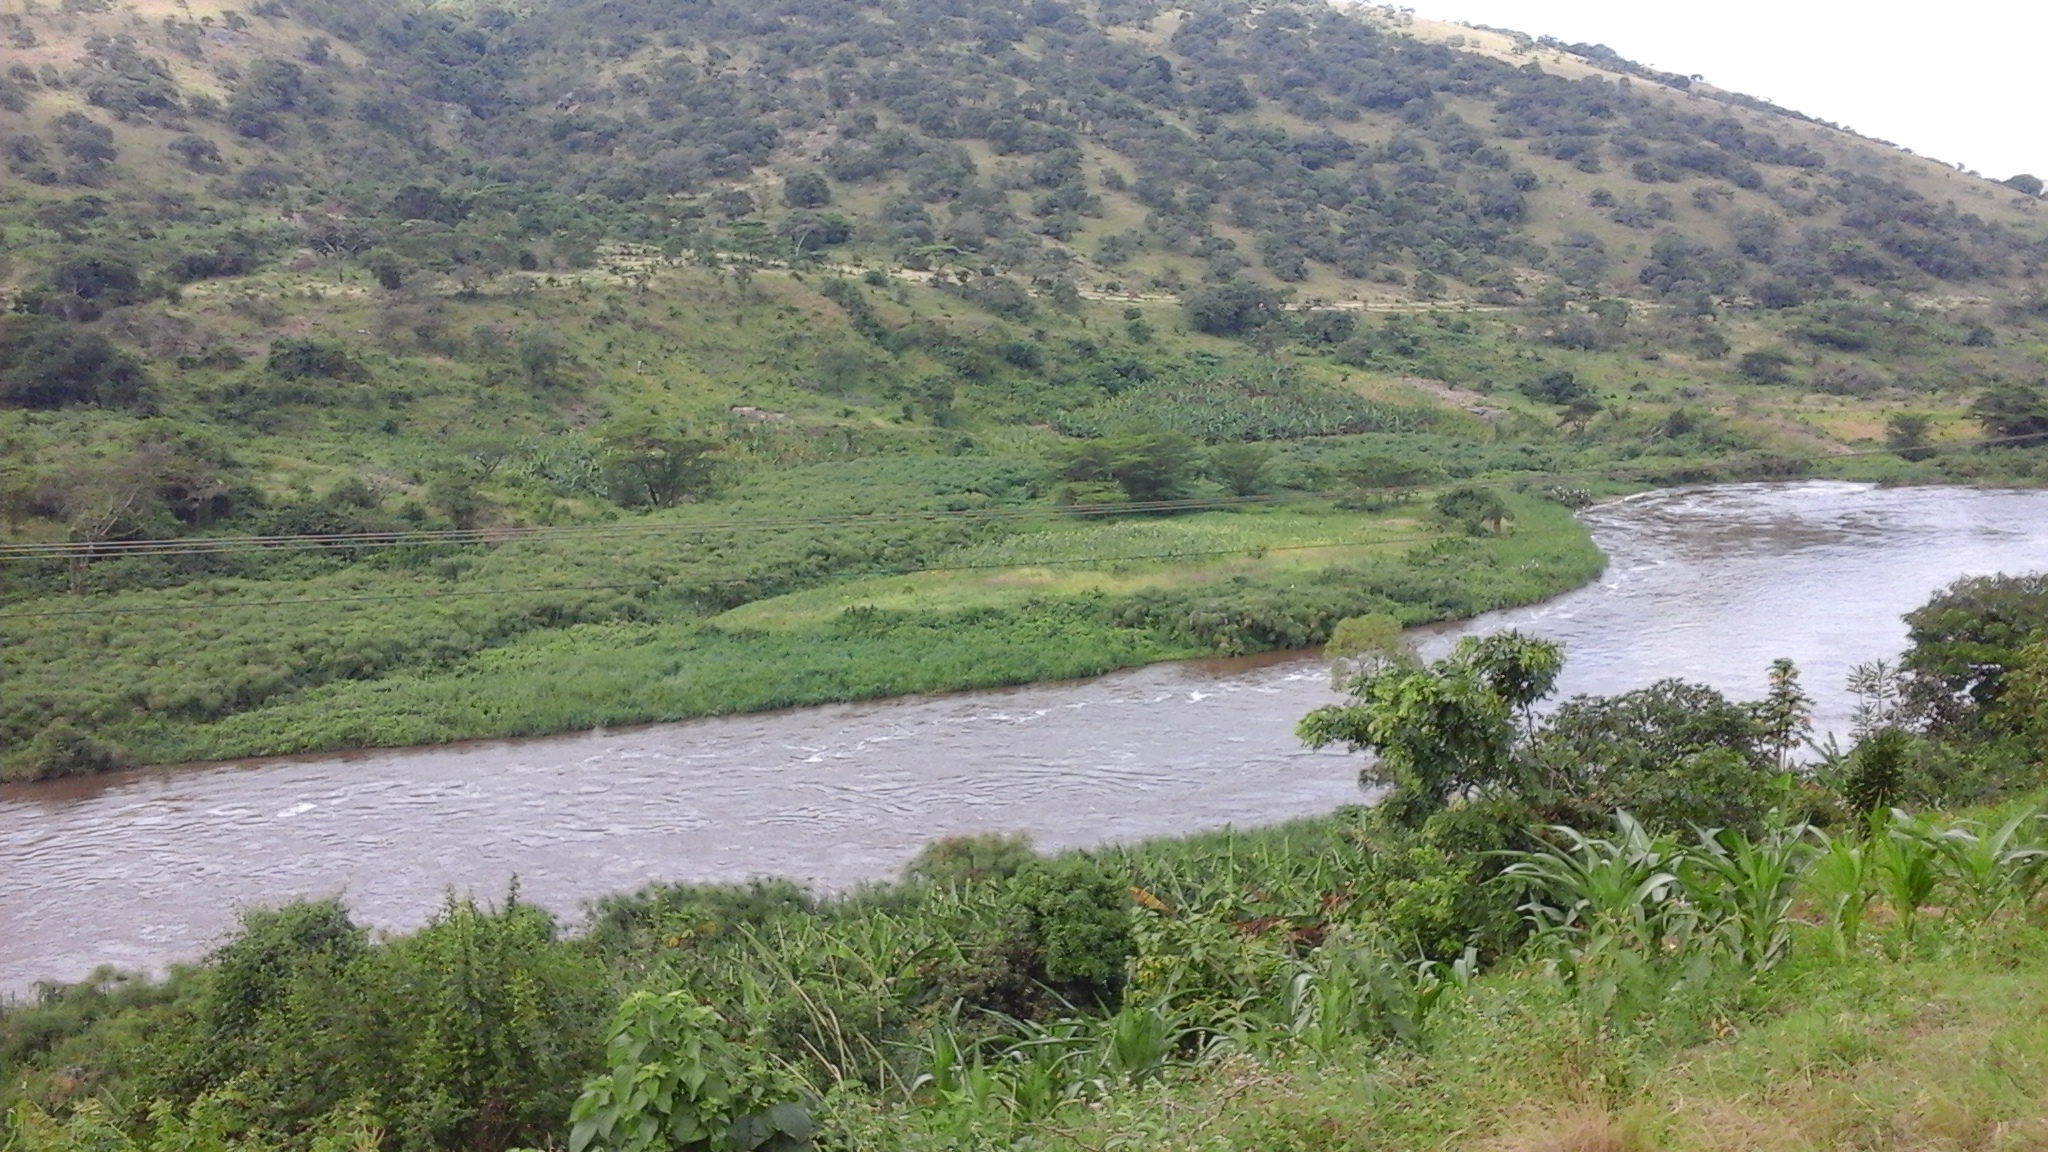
4, 572, 2044, 1152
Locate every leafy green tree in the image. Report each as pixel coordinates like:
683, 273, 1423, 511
366, 896, 610, 1152
600, 422, 723, 507
518, 329, 569, 387
33, 256, 144, 321
168, 895, 608, 1152
1056, 432, 1199, 504
1434, 486, 1509, 536
1520, 370, 1587, 405
267, 338, 366, 381
1205, 442, 1271, 496
1181, 281, 1286, 336
1300, 631, 1561, 826
1842, 727, 1912, 815
1336, 455, 1442, 510
1527, 679, 1776, 832
1752, 657, 1814, 771
1005, 856, 1135, 1007
1970, 380, 2048, 446
2002, 174, 2044, 196
0, 315, 152, 409
781, 170, 832, 208
1885, 412, 1935, 461
775, 211, 853, 253
1324, 613, 1416, 686
1900, 573, 2048, 732
1736, 349, 1794, 384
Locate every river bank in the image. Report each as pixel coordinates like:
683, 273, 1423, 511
8, 481, 2048, 994
34, 494, 1605, 774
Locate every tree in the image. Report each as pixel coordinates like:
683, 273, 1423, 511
1206, 442, 1271, 496
781, 169, 832, 208
1337, 455, 1443, 510
1736, 349, 1793, 384
1527, 678, 1777, 832
1520, 370, 1587, 405
600, 422, 723, 507
169, 132, 226, 172
1057, 432, 1199, 504
1846, 658, 1905, 739
1752, 657, 1813, 771
1299, 631, 1562, 826
1434, 486, 1509, 536
35, 256, 145, 321
517, 329, 568, 387
774, 211, 853, 253
2002, 174, 2044, 197
0, 314, 152, 409
1842, 727, 1911, 815
1899, 572, 2048, 732
267, 338, 366, 381
1885, 412, 1935, 461
1324, 613, 1416, 686
1182, 280, 1287, 336
305, 218, 375, 281
1970, 380, 2048, 446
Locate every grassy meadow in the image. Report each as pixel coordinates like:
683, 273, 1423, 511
39, 494, 1603, 766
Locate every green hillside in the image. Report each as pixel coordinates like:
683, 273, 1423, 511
3, 0, 2048, 778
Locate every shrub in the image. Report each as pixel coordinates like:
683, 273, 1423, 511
1529, 679, 1778, 832
0, 314, 153, 409
904, 833, 1041, 887
267, 338, 367, 381
1182, 280, 1286, 336
1843, 727, 1912, 815
1007, 857, 1134, 1005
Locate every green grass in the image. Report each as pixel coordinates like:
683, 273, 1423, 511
712, 505, 1433, 630
93, 496, 1600, 765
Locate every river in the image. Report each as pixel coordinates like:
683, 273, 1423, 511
5, 481, 2048, 994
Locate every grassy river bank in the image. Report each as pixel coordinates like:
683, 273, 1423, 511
8, 492, 1604, 772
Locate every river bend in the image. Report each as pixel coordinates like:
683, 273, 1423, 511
5, 481, 2048, 993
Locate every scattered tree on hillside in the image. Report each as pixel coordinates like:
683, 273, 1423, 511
0, 315, 152, 409
1971, 381, 2048, 446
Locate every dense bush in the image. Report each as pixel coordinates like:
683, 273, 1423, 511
0, 315, 152, 409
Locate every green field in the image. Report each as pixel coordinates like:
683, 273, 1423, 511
21, 494, 1600, 767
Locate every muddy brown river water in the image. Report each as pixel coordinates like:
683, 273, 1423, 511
6, 481, 2048, 994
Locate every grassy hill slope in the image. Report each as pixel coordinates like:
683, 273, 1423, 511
2, 0, 2046, 777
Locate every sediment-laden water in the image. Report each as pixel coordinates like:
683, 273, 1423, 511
6, 481, 2047, 994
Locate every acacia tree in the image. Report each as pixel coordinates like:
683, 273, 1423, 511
1971, 380, 2048, 446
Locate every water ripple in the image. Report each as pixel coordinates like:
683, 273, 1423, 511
8, 482, 2048, 994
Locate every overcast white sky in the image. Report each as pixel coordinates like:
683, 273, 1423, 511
1398, 0, 2046, 182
